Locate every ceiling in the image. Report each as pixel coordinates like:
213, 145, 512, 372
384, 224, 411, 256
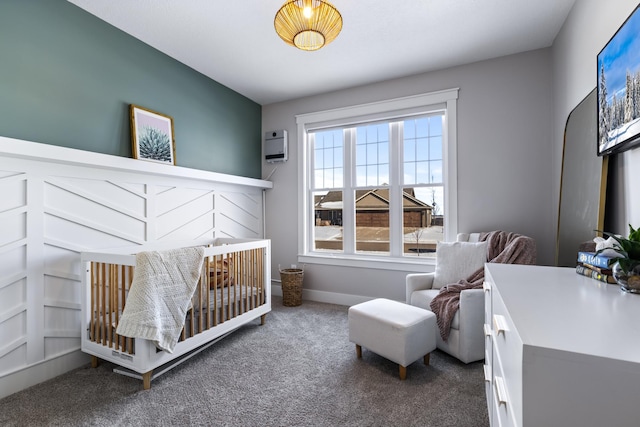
67, 0, 576, 106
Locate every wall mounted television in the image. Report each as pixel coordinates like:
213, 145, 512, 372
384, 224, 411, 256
597, 4, 640, 156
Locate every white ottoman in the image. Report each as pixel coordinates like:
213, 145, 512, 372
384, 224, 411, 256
348, 298, 436, 380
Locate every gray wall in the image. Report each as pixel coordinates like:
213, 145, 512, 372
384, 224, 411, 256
262, 49, 555, 303
0, 0, 261, 178
552, 0, 640, 239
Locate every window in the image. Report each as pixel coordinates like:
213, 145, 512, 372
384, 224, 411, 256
297, 89, 458, 270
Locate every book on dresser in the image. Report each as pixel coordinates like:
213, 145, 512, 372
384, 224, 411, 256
576, 251, 620, 269
575, 263, 616, 284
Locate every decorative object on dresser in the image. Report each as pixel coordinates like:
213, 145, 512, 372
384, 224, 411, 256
576, 240, 619, 284
575, 263, 616, 284
596, 225, 640, 293
130, 104, 176, 165
406, 230, 536, 364
483, 263, 640, 427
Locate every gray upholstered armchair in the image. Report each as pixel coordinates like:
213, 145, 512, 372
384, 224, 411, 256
406, 233, 486, 364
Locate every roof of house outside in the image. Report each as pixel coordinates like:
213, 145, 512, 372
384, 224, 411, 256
315, 189, 432, 211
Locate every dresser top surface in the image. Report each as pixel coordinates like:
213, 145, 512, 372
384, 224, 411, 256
485, 263, 640, 365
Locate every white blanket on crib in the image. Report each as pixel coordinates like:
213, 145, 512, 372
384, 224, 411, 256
116, 246, 205, 353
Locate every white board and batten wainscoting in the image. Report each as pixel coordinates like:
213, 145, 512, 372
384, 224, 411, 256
0, 136, 272, 399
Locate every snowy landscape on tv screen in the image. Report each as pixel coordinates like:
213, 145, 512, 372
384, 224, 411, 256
597, 5, 640, 156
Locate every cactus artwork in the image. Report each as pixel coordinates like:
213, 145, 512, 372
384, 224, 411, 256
130, 105, 175, 165
138, 126, 172, 162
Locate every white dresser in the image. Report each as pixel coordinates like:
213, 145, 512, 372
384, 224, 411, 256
483, 263, 640, 427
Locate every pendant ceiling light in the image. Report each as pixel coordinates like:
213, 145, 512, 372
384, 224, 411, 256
274, 0, 343, 51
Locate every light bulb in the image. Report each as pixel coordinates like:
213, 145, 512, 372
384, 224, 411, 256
303, 6, 313, 18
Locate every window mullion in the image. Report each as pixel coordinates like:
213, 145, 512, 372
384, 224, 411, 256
306, 131, 315, 254
388, 122, 402, 257
343, 128, 355, 254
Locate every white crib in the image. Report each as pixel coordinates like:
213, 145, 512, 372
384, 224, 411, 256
80, 238, 271, 389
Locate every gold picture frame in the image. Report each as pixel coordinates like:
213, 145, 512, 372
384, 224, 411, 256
130, 104, 176, 165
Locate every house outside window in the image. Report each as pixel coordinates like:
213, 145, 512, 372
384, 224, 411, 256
296, 89, 459, 270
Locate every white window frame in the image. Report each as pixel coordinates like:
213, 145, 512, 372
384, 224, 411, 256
296, 88, 459, 271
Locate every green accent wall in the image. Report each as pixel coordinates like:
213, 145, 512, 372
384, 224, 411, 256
0, 0, 262, 178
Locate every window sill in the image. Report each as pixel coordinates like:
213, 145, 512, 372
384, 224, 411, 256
297, 253, 436, 273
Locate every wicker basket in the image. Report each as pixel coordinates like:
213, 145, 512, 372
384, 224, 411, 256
279, 268, 304, 307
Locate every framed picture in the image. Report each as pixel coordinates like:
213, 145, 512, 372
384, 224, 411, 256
130, 104, 176, 165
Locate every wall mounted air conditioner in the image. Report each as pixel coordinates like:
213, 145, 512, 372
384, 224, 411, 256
264, 130, 287, 163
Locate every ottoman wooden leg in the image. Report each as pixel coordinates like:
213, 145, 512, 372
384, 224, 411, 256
424, 353, 430, 366
399, 365, 407, 380
356, 344, 362, 358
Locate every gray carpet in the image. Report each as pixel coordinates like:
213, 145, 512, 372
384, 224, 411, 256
0, 297, 489, 427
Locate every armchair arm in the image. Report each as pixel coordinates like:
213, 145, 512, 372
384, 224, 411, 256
458, 288, 485, 324
457, 288, 486, 363
405, 272, 435, 304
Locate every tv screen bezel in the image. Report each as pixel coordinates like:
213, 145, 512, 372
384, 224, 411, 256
596, 4, 640, 157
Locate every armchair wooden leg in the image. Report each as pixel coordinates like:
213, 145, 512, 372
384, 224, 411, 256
90, 355, 99, 368
424, 353, 430, 366
399, 365, 407, 380
356, 344, 362, 358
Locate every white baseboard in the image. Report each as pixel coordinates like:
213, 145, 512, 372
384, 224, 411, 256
271, 283, 375, 307
0, 350, 90, 400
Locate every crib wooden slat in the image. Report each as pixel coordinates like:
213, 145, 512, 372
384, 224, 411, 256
107, 264, 113, 347
94, 262, 100, 343
100, 263, 106, 345
197, 266, 203, 334
127, 265, 134, 354
90, 263, 97, 342
259, 248, 263, 307
228, 252, 233, 320
246, 250, 250, 314
254, 250, 259, 308
223, 253, 229, 322
205, 255, 211, 330
115, 265, 122, 351
252, 250, 257, 309
259, 248, 264, 306
238, 250, 244, 315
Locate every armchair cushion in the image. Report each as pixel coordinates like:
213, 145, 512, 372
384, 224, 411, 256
433, 241, 488, 289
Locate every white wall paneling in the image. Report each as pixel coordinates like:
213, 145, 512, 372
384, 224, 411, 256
0, 136, 271, 399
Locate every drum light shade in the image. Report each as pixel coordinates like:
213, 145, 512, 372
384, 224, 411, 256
274, 0, 343, 51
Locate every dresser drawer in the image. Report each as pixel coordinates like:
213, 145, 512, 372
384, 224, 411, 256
491, 288, 521, 359
484, 360, 493, 425
492, 376, 516, 427
492, 352, 517, 427
484, 327, 493, 425
491, 289, 523, 425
